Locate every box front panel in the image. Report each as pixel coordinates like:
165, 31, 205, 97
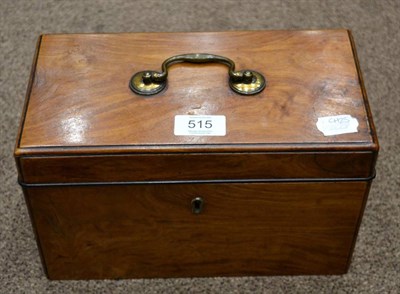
19, 152, 375, 184
26, 181, 368, 279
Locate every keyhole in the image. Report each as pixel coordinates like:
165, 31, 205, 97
191, 197, 204, 214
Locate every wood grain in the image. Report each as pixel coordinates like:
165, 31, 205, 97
19, 152, 375, 184
26, 181, 368, 279
16, 30, 378, 154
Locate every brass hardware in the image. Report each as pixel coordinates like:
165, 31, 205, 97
130, 53, 266, 96
191, 197, 204, 214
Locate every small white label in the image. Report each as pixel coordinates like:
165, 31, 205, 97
174, 115, 226, 136
316, 115, 359, 136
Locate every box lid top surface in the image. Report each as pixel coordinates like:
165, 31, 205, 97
17, 30, 377, 155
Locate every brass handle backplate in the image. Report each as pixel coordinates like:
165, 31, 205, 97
129, 53, 266, 96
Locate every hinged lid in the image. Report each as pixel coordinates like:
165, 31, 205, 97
15, 30, 378, 184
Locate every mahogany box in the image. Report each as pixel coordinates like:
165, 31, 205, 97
15, 30, 378, 279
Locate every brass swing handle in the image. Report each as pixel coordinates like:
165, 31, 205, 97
129, 53, 266, 96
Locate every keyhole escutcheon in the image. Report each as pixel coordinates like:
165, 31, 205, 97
191, 197, 204, 214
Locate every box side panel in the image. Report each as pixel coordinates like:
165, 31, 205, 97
344, 180, 372, 271
347, 30, 379, 177
14, 35, 42, 150
21, 186, 49, 278
19, 152, 375, 184
14, 36, 43, 179
27, 181, 368, 279
347, 30, 379, 152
